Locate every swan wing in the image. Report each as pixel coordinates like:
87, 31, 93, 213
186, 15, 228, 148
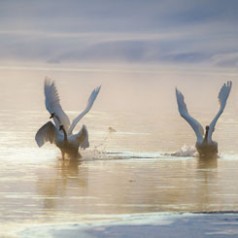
208, 81, 232, 141
77, 125, 89, 149
44, 78, 70, 130
35, 121, 57, 147
68, 86, 101, 134
176, 88, 204, 143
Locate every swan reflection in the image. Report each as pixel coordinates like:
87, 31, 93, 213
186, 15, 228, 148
197, 156, 218, 169
37, 156, 87, 210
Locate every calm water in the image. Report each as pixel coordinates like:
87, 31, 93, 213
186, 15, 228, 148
0, 68, 238, 236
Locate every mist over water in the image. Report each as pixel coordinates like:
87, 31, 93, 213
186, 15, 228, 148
1, 64, 237, 152
1, 66, 238, 236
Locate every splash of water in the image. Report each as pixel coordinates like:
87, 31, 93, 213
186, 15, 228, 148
171, 144, 197, 157
84, 127, 116, 160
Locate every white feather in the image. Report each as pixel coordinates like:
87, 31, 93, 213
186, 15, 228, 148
36, 79, 100, 158
208, 81, 232, 142
44, 78, 70, 130
35, 121, 59, 147
176, 81, 232, 149
70, 125, 89, 149
68, 86, 101, 135
175, 88, 204, 143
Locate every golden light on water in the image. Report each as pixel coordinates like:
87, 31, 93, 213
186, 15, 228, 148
0, 66, 238, 236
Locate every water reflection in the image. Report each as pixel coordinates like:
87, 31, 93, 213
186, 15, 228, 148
1, 147, 238, 235
195, 157, 219, 211
57, 157, 82, 177
1, 107, 238, 236
31, 153, 236, 218
197, 156, 218, 169
36, 156, 88, 211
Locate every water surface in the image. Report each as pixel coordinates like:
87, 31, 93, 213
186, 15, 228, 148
0, 69, 238, 236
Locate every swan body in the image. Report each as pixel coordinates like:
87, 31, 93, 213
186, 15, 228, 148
176, 81, 232, 157
195, 125, 218, 156
35, 121, 89, 159
35, 78, 101, 159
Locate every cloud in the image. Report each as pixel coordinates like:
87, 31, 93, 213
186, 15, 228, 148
0, 0, 238, 69
211, 52, 238, 67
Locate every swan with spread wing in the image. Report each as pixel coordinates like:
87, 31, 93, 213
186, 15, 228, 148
175, 81, 232, 157
35, 79, 101, 159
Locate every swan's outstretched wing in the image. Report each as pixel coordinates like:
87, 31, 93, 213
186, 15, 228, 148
68, 86, 101, 134
176, 88, 204, 143
35, 121, 57, 147
44, 78, 70, 130
77, 125, 89, 149
208, 81, 232, 141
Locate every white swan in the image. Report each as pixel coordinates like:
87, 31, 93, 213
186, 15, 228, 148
35, 78, 101, 159
175, 81, 232, 157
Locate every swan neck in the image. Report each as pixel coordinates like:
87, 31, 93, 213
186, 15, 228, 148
204, 126, 209, 143
61, 127, 68, 141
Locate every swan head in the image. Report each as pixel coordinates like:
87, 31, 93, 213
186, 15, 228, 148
50, 112, 61, 125
203, 125, 210, 143
50, 113, 55, 119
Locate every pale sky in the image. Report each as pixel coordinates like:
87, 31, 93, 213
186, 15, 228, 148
0, 0, 237, 70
